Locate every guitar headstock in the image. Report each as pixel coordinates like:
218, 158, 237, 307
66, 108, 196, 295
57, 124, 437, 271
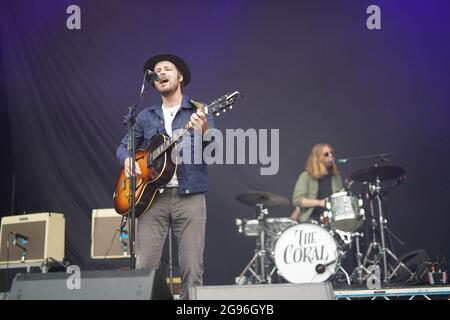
205, 91, 242, 116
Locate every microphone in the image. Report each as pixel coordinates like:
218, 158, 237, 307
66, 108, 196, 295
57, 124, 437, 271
119, 228, 129, 256
330, 158, 346, 165
10, 232, 28, 241
379, 155, 391, 163
144, 70, 161, 82
315, 260, 336, 274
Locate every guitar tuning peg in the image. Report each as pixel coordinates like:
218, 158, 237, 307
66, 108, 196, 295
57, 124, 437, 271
222, 109, 226, 113
216, 112, 220, 116
229, 105, 233, 109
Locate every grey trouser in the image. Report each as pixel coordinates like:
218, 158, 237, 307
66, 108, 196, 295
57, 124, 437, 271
135, 187, 206, 300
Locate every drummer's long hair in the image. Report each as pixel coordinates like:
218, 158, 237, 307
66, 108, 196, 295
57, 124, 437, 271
305, 143, 338, 179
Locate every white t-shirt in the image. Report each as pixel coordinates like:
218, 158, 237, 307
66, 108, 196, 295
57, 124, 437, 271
162, 104, 180, 187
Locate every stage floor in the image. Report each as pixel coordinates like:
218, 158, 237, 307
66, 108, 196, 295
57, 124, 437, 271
334, 285, 450, 300
2, 282, 449, 300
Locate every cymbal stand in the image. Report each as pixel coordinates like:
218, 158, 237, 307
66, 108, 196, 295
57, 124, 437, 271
363, 183, 383, 267
363, 177, 413, 283
235, 204, 272, 285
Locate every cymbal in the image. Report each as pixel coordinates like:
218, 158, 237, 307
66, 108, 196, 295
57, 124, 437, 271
351, 165, 405, 182
236, 191, 289, 208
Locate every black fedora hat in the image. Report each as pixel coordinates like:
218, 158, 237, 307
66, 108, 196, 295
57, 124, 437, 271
143, 53, 191, 87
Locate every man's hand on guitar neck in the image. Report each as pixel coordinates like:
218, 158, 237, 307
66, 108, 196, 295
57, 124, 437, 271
188, 110, 209, 134
124, 157, 142, 178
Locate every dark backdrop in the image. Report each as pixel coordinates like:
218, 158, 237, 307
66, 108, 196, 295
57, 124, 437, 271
1, 0, 449, 285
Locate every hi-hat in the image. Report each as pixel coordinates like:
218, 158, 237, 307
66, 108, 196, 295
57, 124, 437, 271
351, 165, 405, 182
236, 191, 289, 208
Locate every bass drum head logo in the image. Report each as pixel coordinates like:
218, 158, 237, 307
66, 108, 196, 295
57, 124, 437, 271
274, 223, 338, 283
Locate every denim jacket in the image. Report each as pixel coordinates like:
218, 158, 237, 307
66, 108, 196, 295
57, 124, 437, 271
116, 95, 214, 195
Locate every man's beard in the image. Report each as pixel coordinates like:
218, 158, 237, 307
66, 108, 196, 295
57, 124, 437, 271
157, 84, 178, 97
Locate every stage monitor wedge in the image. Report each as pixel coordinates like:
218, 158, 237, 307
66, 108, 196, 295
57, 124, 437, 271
190, 282, 335, 300
8, 268, 173, 300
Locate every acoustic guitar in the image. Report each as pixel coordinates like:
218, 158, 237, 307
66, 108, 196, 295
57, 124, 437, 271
113, 91, 241, 217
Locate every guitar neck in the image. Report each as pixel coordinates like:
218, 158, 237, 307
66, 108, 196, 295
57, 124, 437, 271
150, 123, 191, 161
149, 91, 240, 162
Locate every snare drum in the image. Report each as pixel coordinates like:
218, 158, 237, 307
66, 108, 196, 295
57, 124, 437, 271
324, 191, 365, 232
274, 223, 340, 283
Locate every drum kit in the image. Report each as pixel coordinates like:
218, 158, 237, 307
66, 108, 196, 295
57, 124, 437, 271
234, 163, 413, 286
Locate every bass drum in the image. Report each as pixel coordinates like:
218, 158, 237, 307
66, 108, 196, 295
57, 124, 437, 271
274, 223, 340, 283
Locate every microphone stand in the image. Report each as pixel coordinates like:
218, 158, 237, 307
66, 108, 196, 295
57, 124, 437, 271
122, 72, 152, 269
168, 226, 173, 294
120, 229, 129, 257
10, 172, 16, 215
337, 153, 392, 164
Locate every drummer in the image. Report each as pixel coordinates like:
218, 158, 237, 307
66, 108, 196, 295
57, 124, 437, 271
290, 143, 344, 223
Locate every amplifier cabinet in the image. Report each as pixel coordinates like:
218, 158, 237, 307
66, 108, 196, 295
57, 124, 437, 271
91, 209, 130, 259
0, 213, 65, 264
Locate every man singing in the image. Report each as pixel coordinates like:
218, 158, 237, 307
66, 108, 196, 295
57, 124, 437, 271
116, 54, 213, 299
